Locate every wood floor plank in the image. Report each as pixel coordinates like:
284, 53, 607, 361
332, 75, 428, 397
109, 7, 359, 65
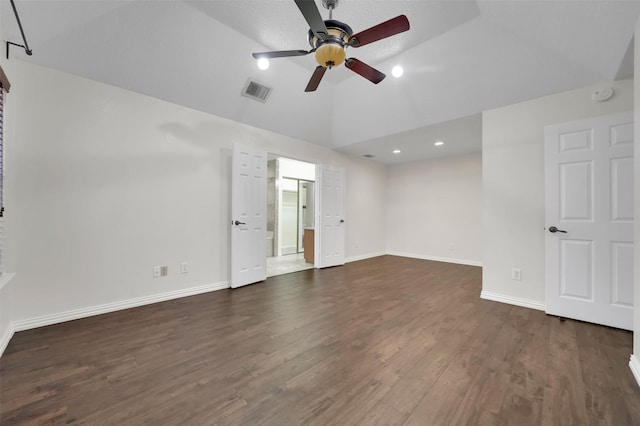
1, 255, 638, 425
540, 317, 590, 425
574, 322, 636, 425
599, 326, 640, 425
496, 309, 550, 425
403, 300, 511, 425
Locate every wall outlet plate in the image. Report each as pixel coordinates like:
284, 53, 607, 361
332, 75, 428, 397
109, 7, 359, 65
153, 266, 161, 278
512, 268, 522, 281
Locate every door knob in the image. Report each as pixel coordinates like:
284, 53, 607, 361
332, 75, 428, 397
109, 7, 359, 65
340, 219, 345, 223
548, 226, 567, 234
233, 220, 246, 226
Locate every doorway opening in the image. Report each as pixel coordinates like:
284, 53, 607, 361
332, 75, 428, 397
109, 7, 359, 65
267, 156, 316, 277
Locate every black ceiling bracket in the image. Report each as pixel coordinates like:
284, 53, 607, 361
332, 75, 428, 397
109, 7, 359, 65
6, 42, 32, 60
6, 0, 33, 60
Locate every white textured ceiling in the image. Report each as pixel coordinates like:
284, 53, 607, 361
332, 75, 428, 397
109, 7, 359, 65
337, 113, 482, 165
2, 0, 638, 163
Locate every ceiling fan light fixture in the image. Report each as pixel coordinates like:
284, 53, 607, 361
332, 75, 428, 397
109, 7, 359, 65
253, 1, 410, 92
315, 43, 346, 68
309, 20, 353, 68
392, 65, 404, 78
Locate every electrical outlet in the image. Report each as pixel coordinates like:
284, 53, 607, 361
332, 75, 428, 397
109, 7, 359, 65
512, 268, 522, 281
153, 266, 161, 278
449, 243, 455, 251
180, 262, 188, 274
160, 266, 168, 277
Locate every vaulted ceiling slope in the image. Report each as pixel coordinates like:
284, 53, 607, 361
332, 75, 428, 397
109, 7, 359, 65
2, 0, 638, 155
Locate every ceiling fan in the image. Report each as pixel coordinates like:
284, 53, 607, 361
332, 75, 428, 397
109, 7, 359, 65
252, 0, 410, 92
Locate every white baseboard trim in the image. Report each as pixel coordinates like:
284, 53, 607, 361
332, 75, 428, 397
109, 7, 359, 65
1, 281, 229, 356
281, 246, 297, 256
385, 251, 483, 267
0, 323, 15, 357
630, 355, 640, 389
345, 251, 386, 263
480, 290, 546, 312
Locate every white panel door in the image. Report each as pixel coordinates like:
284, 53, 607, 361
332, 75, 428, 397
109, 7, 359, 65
545, 111, 634, 330
318, 164, 345, 268
231, 144, 267, 288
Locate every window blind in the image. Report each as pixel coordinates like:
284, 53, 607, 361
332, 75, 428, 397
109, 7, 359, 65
0, 65, 9, 273
0, 87, 4, 272
0, 87, 4, 218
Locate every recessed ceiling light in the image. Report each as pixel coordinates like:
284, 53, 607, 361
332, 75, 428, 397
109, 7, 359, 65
434, 141, 444, 146
393, 149, 401, 154
392, 66, 404, 78
257, 58, 270, 70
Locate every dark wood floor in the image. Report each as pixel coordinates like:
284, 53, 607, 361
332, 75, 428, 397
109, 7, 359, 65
1, 255, 639, 425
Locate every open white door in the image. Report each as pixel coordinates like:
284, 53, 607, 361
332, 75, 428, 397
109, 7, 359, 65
544, 111, 634, 330
231, 144, 267, 288
317, 164, 345, 268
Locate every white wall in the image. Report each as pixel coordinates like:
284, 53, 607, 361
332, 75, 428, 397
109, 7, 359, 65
0, 4, 19, 352
482, 79, 634, 309
385, 153, 482, 265
2, 60, 386, 340
632, 18, 640, 375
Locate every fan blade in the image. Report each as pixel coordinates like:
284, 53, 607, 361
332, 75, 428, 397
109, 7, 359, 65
348, 15, 410, 47
305, 66, 327, 92
345, 58, 385, 84
294, 0, 328, 40
252, 50, 311, 59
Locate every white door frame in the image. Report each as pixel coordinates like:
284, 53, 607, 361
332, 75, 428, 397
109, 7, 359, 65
259, 154, 346, 271
272, 155, 319, 261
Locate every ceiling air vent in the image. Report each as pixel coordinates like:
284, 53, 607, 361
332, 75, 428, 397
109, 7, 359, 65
363, 154, 375, 158
242, 79, 272, 103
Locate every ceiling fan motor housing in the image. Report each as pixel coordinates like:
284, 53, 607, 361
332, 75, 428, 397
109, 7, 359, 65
308, 20, 353, 68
